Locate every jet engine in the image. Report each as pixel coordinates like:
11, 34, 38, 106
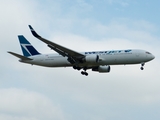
92, 65, 111, 73
84, 55, 99, 63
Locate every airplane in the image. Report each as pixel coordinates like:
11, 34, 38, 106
8, 25, 155, 76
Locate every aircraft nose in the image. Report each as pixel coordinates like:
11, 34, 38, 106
151, 54, 155, 60
145, 52, 155, 61
148, 54, 155, 61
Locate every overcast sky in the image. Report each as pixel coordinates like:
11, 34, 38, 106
1, 0, 160, 120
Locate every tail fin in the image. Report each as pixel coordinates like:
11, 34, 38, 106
18, 35, 40, 57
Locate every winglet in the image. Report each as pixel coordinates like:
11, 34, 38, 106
28, 25, 41, 38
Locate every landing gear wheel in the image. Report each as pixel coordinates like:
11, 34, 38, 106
85, 72, 88, 76
140, 67, 144, 70
81, 71, 88, 76
73, 66, 81, 70
81, 71, 85, 75
140, 62, 145, 70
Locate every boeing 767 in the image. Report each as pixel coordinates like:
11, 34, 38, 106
8, 25, 155, 76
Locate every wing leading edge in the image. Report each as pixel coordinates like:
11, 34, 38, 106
28, 25, 85, 64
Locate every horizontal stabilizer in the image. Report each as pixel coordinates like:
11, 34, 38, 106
8, 51, 32, 60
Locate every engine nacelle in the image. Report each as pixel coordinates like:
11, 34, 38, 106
92, 65, 111, 73
84, 55, 99, 63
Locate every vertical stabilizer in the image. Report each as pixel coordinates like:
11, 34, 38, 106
18, 35, 40, 57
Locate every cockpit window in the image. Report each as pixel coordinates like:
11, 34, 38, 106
146, 52, 151, 54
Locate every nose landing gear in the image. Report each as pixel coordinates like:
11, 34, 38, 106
140, 63, 145, 70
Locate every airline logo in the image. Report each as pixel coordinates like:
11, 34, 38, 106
18, 35, 40, 57
85, 50, 132, 55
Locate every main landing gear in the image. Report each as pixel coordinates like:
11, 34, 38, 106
81, 67, 88, 76
73, 66, 89, 76
81, 71, 88, 76
140, 63, 145, 70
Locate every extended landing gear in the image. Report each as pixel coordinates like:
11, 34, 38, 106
73, 66, 81, 70
81, 67, 89, 76
73, 66, 89, 76
81, 71, 88, 76
140, 63, 145, 70
140, 67, 144, 70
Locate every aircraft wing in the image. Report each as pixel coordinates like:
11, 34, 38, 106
28, 25, 85, 64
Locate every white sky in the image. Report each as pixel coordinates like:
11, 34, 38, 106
1, 0, 160, 120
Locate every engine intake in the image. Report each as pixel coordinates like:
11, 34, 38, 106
92, 65, 111, 73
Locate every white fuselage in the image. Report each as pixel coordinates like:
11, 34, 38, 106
20, 49, 155, 68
